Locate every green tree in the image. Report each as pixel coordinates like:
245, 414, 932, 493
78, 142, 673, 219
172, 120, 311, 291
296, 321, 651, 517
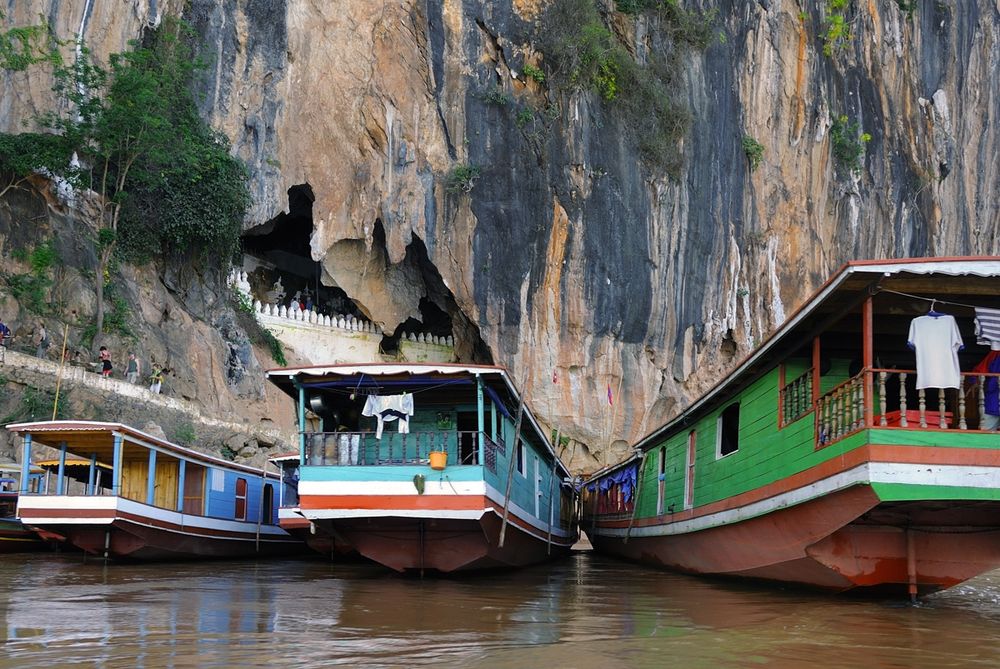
0, 132, 76, 199
8, 17, 250, 344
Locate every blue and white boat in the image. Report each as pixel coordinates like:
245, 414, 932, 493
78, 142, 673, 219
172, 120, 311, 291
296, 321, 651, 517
267, 363, 579, 572
8, 421, 302, 560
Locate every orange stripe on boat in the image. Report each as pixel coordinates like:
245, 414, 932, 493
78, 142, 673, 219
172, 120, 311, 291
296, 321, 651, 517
300, 494, 488, 511
599, 444, 1000, 529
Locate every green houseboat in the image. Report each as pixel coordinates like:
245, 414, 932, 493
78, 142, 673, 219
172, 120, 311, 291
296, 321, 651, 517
583, 258, 1000, 598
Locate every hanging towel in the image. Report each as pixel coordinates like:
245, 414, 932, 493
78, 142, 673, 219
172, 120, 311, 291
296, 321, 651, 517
362, 393, 415, 439
975, 307, 1000, 346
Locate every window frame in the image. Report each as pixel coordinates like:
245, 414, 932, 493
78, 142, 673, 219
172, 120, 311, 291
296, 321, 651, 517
715, 402, 740, 459
234, 477, 248, 521
684, 431, 696, 510
656, 447, 666, 515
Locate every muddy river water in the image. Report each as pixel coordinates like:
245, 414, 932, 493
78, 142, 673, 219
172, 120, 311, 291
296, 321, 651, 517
2, 551, 999, 668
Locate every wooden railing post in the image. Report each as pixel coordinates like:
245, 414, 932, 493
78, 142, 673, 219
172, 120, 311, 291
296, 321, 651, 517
979, 375, 987, 429
861, 295, 873, 429
899, 373, 908, 427
878, 372, 888, 426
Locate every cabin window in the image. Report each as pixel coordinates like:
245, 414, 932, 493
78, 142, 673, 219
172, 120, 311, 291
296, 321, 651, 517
685, 431, 696, 509
235, 478, 248, 521
656, 447, 666, 515
516, 441, 527, 477
716, 403, 740, 458
262, 484, 274, 525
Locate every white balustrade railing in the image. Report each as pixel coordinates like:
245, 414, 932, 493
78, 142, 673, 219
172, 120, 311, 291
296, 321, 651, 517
230, 269, 454, 347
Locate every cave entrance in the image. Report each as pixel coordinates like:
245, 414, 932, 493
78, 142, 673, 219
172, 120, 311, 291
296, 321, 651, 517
241, 184, 363, 320
368, 220, 469, 357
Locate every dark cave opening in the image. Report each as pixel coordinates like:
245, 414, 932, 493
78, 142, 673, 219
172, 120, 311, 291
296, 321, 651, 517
241, 183, 363, 320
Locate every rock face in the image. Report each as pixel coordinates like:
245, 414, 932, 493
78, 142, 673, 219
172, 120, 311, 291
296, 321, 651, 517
3, 1, 998, 471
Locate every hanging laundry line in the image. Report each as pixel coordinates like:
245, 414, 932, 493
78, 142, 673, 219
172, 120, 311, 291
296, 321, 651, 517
879, 288, 984, 310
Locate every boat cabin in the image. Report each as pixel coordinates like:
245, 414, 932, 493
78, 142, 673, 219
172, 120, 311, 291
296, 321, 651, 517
267, 363, 579, 571
6, 422, 303, 560
9, 422, 287, 527
590, 259, 1000, 517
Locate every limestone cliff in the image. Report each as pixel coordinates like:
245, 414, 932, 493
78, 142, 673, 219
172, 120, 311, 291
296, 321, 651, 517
2, 0, 998, 471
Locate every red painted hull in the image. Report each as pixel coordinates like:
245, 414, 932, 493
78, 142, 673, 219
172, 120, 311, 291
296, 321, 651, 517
322, 512, 574, 573
588, 485, 1000, 595
279, 515, 357, 559
35, 519, 305, 561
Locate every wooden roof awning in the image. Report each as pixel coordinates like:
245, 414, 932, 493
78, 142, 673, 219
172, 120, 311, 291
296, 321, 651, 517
6, 421, 275, 477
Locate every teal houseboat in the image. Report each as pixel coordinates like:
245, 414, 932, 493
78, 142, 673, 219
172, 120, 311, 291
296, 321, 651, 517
267, 363, 578, 572
584, 258, 1000, 597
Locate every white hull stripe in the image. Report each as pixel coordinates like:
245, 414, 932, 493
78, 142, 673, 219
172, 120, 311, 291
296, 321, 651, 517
299, 480, 486, 496
592, 463, 1000, 539
306, 506, 575, 545
298, 480, 573, 539
18, 496, 290, 537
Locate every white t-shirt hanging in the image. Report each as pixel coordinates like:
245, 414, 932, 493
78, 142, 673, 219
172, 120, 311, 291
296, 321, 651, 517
907, 314, 964, 389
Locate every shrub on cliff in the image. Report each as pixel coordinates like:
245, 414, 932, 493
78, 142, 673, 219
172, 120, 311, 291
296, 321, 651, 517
0, 16, 250, 339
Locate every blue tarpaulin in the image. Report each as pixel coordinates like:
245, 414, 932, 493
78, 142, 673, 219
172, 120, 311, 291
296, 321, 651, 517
597, 463, 638, 502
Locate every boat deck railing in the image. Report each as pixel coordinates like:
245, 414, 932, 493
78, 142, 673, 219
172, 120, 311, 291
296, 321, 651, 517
303, 431, 506, 470
814, 369, 1000, 447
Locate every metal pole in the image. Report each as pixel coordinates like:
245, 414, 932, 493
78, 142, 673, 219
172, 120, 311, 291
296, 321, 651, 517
476, 375, 485, 465
497, 398, 525, 549
176, 459, 186, 512
545, 428, 560, 554
146, 449, 157, 506
88, 453, 97, 495
624, 451, 648, 544
296, 380, 306, 464
56, 442, 67, 495
19, 434, 32, 495
256, 466, 266, 553
112, 434, 124, 496
51, 323, 69, 420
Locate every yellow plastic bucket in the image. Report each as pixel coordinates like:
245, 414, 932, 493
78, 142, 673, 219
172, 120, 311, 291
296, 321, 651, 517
428, 451, 448, 471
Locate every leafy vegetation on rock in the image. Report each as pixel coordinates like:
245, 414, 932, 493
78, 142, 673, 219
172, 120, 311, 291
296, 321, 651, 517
742, 135, 765, 172
830, 115, 871, 175
821, 0, 851, 57
535, 0, 715, 176
445, 164, 482, 193
2, 240, 58, 315
0, 11, 59, 71
521, 63, 545, 83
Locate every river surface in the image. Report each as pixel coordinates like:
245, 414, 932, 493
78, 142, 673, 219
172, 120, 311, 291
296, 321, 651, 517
2, 550, 999, 668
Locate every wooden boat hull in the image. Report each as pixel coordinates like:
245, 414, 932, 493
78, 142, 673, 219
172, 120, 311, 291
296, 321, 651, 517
588, 484, 1000, 595
0, 518, 46, 553
17, 496, 303, 561
318, 510, 574, 573
278, 512, 356, 559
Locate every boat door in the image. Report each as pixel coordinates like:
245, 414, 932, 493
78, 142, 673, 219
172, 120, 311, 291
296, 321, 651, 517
457, 412, 478, 464
262, 483, 274, 524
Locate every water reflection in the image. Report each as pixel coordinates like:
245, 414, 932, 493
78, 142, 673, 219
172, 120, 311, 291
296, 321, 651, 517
2, 553, 1000, 668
